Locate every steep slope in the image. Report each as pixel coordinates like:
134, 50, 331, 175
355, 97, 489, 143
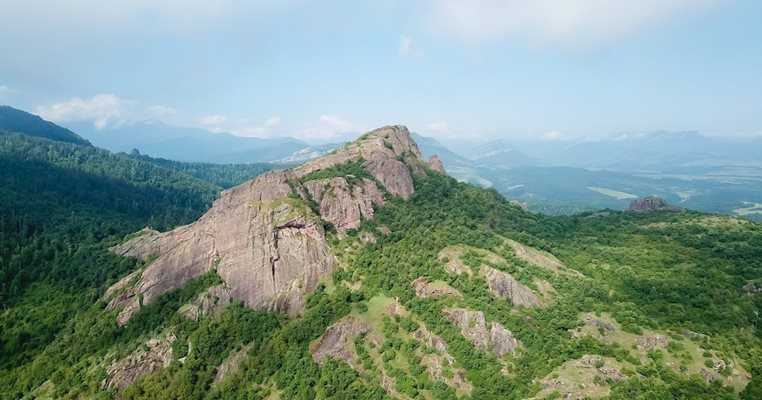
0, 105, 91, 145
3, 126, 761, 400
0, 131, 223, 369
105, 126, 439, 325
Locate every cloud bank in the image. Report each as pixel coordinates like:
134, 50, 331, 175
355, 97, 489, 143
426, 0, 721, 48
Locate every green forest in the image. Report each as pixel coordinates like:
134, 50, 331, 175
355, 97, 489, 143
1, 130, 761, 399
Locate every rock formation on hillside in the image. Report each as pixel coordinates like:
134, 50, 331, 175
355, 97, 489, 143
106, 126, 434, 325
102, 333, 176, 389
444, 308, 521, 357
303, 177, 384, 236
628, 196, 683, 212
311, 317, 371, 366
428, 155, 446, 174
480, 266, 543, 308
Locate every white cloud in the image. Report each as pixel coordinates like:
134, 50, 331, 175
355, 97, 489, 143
399, 35, 413, 56
36, 94, 135, 130
0, 85, 15, 98
425, 121, 449, 133
199, 114, 228, 131
297, 115, 356, 140
398, 35, 424, 59
542, 130, 565, 141
427, 0, 721, 48
209, 116, 284, 138
149, 105, 176, 116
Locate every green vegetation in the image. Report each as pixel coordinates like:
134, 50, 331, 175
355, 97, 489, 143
126, 149, 283, 189
0, 106, 91, 145
300, 158, 372, 185
1, 133, 760, 399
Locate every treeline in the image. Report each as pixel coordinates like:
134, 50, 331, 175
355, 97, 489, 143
126, 150, 284, 189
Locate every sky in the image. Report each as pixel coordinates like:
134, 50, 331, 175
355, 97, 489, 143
1, 0, 761, 144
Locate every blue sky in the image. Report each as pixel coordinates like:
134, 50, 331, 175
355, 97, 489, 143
1, 0, 760, 143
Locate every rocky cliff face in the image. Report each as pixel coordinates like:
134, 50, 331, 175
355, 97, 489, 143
106, 125, 434, 325
628, 196, 683, 212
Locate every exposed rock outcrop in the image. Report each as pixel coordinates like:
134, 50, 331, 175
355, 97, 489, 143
214, 343, 253, 384
293, 125, 425, 200
437, 247, 474, 276
180, 284, 232, 322
106, 126, 434, 326
412, 277, 462, 298
303, 177, 384, 236
635, 334, 670, 350
628, 196, 683, 212
536, 355, 628, 400
743, 282, 762, 294
386, 298, 408, 317
444, 308, 521, 357
509, 200, 529, 212
311, 317, 371, 366
428, 155, 446, 174
480, 266, 543, 308
504, 238, 566, 273
415, 327, 472, 393
102, 333, 176, 389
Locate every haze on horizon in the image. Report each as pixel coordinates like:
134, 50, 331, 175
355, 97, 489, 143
1, 0, 761, 144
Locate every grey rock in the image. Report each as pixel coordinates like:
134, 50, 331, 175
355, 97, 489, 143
101, 333, 175, 389
311, 317, 371, 366
481, 266, 542, 308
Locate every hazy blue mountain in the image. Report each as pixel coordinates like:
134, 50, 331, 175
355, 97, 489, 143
411, 132, 472, 168
513, 131, 762, 171
67, 120, 309, 163
463, 139, 540, 167
273, 142, 344, 164
413, 132, 762, 220
0, 106, 91, 146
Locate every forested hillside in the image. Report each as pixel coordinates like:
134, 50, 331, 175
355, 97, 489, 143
0, 106, 91, 146
2, 130, 760, 399
125, 150, 284, 189
0, 131, 228, 370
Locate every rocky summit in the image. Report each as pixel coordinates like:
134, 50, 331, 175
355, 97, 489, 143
105, 125, 439, 325
628, 195, 683, 212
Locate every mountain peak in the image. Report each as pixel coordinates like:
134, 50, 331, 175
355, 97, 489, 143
105, 125, 437, 326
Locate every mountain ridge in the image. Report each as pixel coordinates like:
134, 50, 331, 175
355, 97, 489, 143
105, 125, 442, 327
0, 105, 91, 146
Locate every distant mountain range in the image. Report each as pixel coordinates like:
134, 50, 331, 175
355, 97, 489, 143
2, 105, 760, 220
65, 120, 312, 164
0, 105, 91, 146
413, 132, 762, 220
